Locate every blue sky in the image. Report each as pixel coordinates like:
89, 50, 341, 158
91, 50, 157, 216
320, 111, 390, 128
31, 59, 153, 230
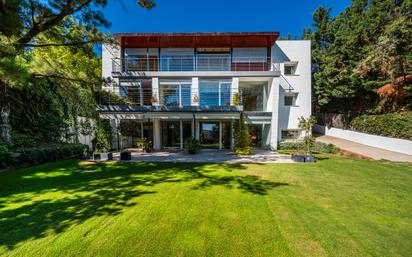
101, 0, 352, 38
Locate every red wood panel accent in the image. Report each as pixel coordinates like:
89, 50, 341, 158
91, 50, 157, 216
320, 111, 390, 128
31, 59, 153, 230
231, 62, 269, 71
119, 33, 279, 48
196, 35, 232, 47
159, 36, 195, 48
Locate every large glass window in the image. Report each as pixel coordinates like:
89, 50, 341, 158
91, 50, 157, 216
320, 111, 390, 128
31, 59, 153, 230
123, 48, 158, 72
119, 79, 152, 105
160, 48, 194, 71
248, 124, 263, 148
196, 53, 230, 71
200, 122, 220, 149
161, 120, 192, 149
119, 120, 153, 148
182, 121, 192, 142
159, 82, 191, 106
199, 80, 231, 106
239, 82, 267, 111
161, 121, 180, 148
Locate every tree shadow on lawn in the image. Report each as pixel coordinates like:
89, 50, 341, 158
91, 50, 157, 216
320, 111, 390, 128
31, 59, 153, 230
0, 161, 288, 249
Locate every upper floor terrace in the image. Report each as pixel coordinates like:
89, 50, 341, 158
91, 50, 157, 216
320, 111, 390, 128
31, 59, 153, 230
108, 32, 281, 76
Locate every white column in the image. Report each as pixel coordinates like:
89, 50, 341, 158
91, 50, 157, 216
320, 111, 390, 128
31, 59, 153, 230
153, 119, 161, 150
269, 78, 280, 150
231, 77, 239, 105
152, 78, 159, 106
192, 77, 199, 106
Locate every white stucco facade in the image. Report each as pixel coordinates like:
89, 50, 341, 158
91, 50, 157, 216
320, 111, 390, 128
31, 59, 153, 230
99, 34, 311, 151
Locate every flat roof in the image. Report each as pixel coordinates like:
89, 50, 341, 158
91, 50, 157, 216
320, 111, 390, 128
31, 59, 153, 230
114, 32, 279, 48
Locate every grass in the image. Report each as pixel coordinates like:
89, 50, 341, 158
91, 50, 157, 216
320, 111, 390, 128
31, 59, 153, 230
0, 155, 411, 256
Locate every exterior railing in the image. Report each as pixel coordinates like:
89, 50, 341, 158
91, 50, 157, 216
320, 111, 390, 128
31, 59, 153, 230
112, 56, 276, 72
99, 87, 256, 109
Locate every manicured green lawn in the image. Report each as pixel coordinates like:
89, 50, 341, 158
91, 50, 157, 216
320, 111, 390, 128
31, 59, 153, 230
0, 155, 411, 257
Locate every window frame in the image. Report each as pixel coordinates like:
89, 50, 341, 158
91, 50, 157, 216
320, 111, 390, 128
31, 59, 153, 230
199, 80, 232, 107
284, 62, 298, 75
284, 93, 298, 107
159, 81, 192, 107
281, 129, 300, 140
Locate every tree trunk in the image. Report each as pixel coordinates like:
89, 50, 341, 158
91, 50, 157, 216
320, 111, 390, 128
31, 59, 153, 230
0, 106, 11, 144
0, 80, 11, 144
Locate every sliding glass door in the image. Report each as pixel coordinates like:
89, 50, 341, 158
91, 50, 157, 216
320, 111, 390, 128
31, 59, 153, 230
161, 121, 192, 149
199, 122, 220, 149
161, 121, 180, 148
199, 80, 231, 106
159, 81, 191, 107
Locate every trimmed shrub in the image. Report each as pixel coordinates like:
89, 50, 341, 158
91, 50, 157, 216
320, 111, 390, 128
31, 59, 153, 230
350, 112, 412, 140
233, 113, 252, 155
0, 141, 14, 168
279, 141, 337, 154
12, 143, 88, 167
184, 138, 200, 154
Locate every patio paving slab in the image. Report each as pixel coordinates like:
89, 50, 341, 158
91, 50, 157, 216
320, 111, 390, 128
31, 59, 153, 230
113, 149, 293, 163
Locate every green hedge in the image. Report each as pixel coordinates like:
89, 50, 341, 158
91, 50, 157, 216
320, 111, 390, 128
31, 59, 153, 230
0, 142, 13, 169
0, 143, 88, 169
350, 112, 412, 141
279, 141, 337, 154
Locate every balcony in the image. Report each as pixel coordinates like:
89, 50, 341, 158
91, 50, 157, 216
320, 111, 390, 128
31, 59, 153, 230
112, 56, 276, 73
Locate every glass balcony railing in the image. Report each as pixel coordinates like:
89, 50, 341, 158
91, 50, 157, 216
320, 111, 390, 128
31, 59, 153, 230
112, 56, 276, 72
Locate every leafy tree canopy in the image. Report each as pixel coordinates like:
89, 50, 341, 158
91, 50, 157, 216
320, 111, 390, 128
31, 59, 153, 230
306, 0, 412, 113
0, 0, 155, 144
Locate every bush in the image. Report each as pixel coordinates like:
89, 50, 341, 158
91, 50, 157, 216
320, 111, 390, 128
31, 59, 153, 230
350, 112, 412, 140
279, 141, 337, 154
95, 120, 112, 152
11, 133, 43, 148
0, 141, 14, 169
234, 113, 252, 155
234, 147, 253, 156
137, 138, 153, 152
11, 143, 88, 167
184, 138, 200, 154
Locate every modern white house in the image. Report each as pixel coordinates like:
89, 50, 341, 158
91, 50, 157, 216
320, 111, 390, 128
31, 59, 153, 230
99, 32, 311, 151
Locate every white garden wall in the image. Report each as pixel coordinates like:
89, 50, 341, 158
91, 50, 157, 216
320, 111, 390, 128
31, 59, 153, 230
314, 125, 412, 155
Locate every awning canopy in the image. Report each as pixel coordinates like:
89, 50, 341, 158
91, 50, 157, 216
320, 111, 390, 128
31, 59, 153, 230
99, 112, 240, 120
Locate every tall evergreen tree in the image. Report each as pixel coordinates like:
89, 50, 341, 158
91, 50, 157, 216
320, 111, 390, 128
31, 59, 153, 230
308, 0, 411, 113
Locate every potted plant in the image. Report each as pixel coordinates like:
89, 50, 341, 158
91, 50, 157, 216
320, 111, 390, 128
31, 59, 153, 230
184, 137, 200, 154
193, 95, 199, 104
150, 96, 158, 104
291, 116, 317, 163
137, 137, 153, 153
232, 92, 240, 106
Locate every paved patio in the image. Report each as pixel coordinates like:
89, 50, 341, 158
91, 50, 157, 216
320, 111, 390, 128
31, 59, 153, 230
113, 149, 293, 163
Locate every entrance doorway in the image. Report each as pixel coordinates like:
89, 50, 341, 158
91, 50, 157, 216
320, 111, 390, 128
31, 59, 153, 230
199, 121, 232, 149
248, 124, 263, 148
161, 120, 192, 149
200, 122, 220, 149
162, 121, 180, 148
